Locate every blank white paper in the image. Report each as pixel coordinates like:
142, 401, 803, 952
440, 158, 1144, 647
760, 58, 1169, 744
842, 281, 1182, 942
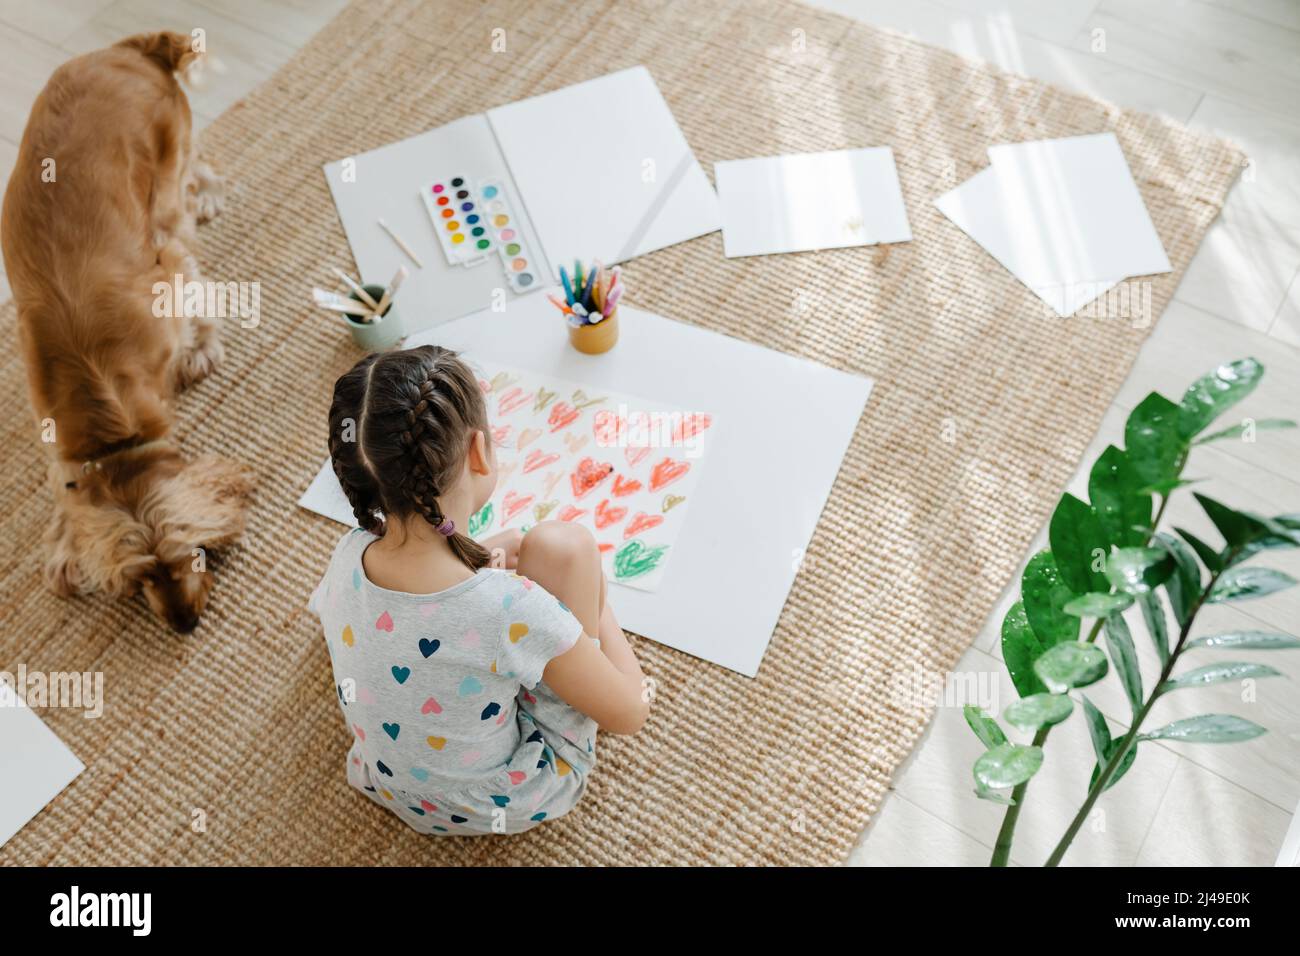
716, 148, 912, 257
0, 679, 83, 848
487, 66, 721, 275
299, 295, 872, 677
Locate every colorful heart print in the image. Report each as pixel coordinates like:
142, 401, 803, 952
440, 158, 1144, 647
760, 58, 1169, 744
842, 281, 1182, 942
391, 665, 411, 684
480, 702, 502, 721
508, 622, 529, 643
594, 498, 628, 530
611, 474, 642, 497
383, 722, 400, 740
548, 401, 580, 433
570, 458, 613, 499
458, 676, 483, 697
649, 457, 690, 492
418, 638, 440, 658
375, 611, 394, 632
421, 696, 442, 715
624, 512, 665, 540
341, 624, 355, 647
523, 448, 560, 474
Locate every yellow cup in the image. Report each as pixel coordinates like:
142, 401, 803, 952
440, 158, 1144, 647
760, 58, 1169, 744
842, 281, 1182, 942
567, 308, 619, 355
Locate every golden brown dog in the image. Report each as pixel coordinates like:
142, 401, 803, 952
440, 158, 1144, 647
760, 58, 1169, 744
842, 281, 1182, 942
1, 31, 253, 633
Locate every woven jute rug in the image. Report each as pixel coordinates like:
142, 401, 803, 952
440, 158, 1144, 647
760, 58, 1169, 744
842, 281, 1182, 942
0, 0, 1241, 866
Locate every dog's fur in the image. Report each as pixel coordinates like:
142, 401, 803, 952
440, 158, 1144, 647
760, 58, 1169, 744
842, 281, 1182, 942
1, 32, 253, 633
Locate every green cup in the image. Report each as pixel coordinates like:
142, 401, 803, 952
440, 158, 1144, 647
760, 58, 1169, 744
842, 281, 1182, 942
344, 284, 406, 350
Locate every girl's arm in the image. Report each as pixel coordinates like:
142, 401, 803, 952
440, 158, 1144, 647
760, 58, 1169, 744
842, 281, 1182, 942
542, 636, 648, 735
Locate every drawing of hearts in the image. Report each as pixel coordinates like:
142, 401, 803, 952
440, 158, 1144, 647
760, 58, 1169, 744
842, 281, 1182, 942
594, 499, 628, 530
548, 401, 580, 432
533, 387, 557, 411
478, 378, 491, 394
672, 413, 713, 444
613, 539, 669, 580
498, 460, 517, 483
564, 433, 589, 454
625, 446, 650, 468
533, 500, 558, 522
522, 449, 560, 474
663, 494, 686, 512
501, 490, 535, 525
488, 371, 513, 393
649, 457, 690, 492
569, 457, 613, 499
597, 543, 614, 554
592, 410, 622, 447
557, 505, 587, 522
516, 427, 542, 450
497, 386, 532, 416
623, 512, 664, 540
572, 389, 605, 409
611, 474, 642, 498
490, 426, 510, 448
542, 471, 563, 498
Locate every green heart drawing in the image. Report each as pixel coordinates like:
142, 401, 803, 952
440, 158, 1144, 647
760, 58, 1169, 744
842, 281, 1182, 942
469, 502, 494, 537
613, 539, 668, 580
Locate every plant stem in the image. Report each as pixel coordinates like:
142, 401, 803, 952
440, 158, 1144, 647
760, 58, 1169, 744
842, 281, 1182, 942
1042, 559, 1227, 867
986, 492, 1174, 867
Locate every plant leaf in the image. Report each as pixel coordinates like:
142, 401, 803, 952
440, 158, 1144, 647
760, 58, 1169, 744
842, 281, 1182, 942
1125, 392, 1185, 490
1175, 526, 1224, 572
963, 705, 1007, 749
973, 784, 1017, 806
1089, 445, 1151, 548
1021, 551, 1079, 647
1160, 661, 1282, 692
1186, 630, 1300, 651
1105, 546, 1173, 594
1090, 742, 1138, 794
1049, 493, 1111, 595
1103, 613, 1143, 715
1004, 693, 1075, 732
1033, 642, 1109, 693
1062, 592, 1135, 617
1139, 477, 1201, 497
1138, 591, 1170, 666
1153, 533, 1200, 627
973, 743, 1044, 790
1081, 695, 1112, 764
1177, 358, 1264, 439
1195, 418, 1296, 445
1001, 602, 1049, 699
1195, 493, 1275, 550
1209, 566, 1298, 603
1139, 714, 1267, 744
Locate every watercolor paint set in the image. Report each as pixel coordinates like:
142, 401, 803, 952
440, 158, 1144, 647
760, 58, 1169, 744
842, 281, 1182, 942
421, 175, 540, 292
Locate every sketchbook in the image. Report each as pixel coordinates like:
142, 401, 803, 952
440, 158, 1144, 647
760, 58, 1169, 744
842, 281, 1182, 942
0, 678, 84, 848
324, 66, 720, 333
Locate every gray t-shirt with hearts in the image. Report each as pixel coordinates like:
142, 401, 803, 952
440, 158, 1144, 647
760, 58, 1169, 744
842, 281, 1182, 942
310, 528, 596, 834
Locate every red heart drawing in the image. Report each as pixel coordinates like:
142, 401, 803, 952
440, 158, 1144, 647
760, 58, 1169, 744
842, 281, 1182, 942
501, 490, 534, 525
597, 543, 614, 554
649, 457, 690, 492
548, 401, 580, 433
497, 386, 532, 416
611, 474, 642, 498
624, 512, 665, 540
491, 425, 511, 445
592, 410, 622, 447
477, 378, 491, 393
594, 498, 628, 530
672, 413, 713, 444
625, 446, 650, 468
570, 457, 613, 499
522, 449, 560, 474
557, 505, 587, 522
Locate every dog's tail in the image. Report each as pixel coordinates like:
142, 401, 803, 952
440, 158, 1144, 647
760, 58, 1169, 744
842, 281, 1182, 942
115, 31, 204, 79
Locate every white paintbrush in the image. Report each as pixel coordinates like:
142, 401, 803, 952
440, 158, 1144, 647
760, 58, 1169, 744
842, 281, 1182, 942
312, 288, 374, 317
369, 265, 409, 318
332, 267, 380, 310
377, 218, 424, 268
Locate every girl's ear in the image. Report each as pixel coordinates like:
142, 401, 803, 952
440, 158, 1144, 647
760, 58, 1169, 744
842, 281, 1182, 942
468, 429, 491, 476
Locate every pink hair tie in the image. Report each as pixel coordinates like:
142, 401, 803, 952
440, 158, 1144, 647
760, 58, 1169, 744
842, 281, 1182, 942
434, 517, 456, 537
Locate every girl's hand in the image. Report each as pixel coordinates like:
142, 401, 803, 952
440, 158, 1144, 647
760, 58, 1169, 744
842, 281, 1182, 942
480, 529, 524, 569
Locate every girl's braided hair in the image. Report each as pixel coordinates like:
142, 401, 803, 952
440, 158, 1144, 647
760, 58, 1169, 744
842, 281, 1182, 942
328, 345, 492, 570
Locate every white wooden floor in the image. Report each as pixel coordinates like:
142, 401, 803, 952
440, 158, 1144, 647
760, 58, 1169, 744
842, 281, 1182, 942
0, 0, 1297, 866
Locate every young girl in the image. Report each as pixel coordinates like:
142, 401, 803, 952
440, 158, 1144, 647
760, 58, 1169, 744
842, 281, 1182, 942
310, 345, 648, 835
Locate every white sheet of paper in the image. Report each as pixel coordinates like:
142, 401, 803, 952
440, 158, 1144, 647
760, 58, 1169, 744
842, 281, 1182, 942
715, 148, 912, 257
323, 115, 551, 333
299, 296, 872, 676
468, 360, 713, 592
935, 167, 1123, 316
486, 66, 721, 275
0, 679, 83, 848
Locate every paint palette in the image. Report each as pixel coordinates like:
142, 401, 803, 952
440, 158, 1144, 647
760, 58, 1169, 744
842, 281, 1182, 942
477, 179, 537, 292
422, 176, 493, 266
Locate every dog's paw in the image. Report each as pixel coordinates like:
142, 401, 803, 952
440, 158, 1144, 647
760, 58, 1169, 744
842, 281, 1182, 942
176, 333, 225, 389
43, 555, 82, 597
194, 188, 224, 225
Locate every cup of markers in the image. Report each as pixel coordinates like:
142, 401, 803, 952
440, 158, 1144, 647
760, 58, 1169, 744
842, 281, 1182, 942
551, 259, 622, 355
